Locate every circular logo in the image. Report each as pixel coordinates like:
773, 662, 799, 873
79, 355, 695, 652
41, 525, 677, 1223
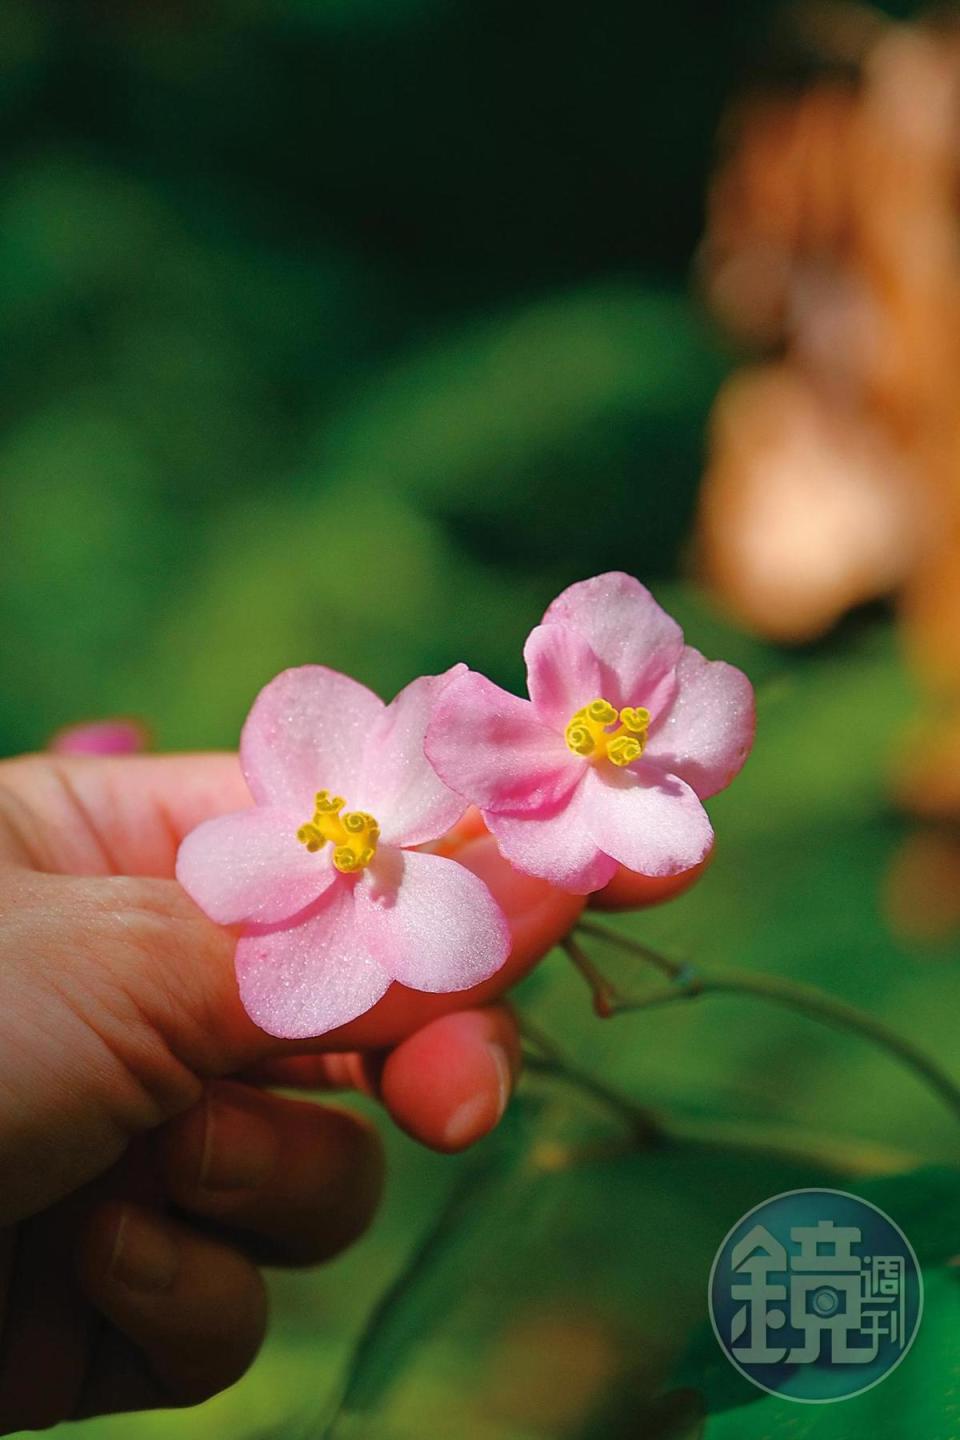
708, 1188, 923, 1403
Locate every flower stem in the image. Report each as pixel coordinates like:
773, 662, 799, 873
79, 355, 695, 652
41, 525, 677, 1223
577, 917, 684, 979
561, 934, 628, 1016
520, 1015, 664, 1147
519, 1017, 922, 1176
666, 1114, 926, 1178
574, 919, 960, 1127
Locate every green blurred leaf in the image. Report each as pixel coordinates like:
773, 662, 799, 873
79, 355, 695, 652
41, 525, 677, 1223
701, 1265, 960, 1440
126, 477, 546, 747
675, 1167, 960, 1424
0, 399, 164, 750
317, 284, 730, 578
323, 1092, 855, 1439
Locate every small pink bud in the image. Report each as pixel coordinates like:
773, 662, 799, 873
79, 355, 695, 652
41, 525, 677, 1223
49, 719, 148, 757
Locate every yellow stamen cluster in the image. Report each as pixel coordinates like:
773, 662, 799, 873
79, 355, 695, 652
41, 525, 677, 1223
565, 697, 650, 767
297, 790, 381, 874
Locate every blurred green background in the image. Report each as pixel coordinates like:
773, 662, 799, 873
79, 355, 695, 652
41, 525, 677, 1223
4, 2, 958, 1438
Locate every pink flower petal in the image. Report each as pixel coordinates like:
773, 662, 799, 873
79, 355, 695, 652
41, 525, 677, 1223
176, 806, 335, 925
235, 882, 391, 1039
485, 779, 619, 893
523, 623, 604, 732
643, 647, 755, 799
240, 666, 384, 811
543, 572, 684, 710
355, 847, 510, 992
582, 762, 713, 877
425, 669, 578, 815
357, 668, 468, 848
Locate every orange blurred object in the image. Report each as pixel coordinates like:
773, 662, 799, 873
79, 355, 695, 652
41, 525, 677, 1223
695, 4, 960, 826
884, 825, 960, 941
699, 365, 919, 642
696, 7, 960, 646
895, 713, 960, 822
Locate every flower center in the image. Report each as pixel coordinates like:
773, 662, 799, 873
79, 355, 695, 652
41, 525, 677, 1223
297, 790, 381, 873
564, 697, 650, 767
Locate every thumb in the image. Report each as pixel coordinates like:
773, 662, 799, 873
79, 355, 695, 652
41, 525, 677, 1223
0, 864, 249, 1225
0, 755, 571, 1223
0, 753, 580, 1060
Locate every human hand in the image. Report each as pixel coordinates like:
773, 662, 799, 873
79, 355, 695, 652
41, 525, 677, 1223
0, 751, 578, 1432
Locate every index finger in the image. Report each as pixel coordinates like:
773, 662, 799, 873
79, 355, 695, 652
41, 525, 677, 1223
0, 753, 577, 1059
0, 753, 250, 875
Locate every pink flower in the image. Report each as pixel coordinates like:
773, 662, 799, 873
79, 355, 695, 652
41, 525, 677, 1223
426, 573, 755, 894
177, 665, 511, 1039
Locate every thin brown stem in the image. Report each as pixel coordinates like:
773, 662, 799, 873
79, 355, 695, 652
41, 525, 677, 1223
572, 919, 960, 1127
520, 1017, 922, 1177
577, 916, 686, 980
562, 933, 631, 1016
520, 1017, 664, 1148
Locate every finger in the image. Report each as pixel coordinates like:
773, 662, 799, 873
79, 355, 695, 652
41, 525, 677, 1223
587, 849, 713, 910
0, 756, 579, 1054
0, 1228, 13, 1345
75, 1202, 267, 1410
249, 1008, 524, 1152
73, 1324, 182, 1420
0, 779, 556, 1230
453, 831, 585, 975
0, 852, 538, 1224
25, 826, 574, 1085
156, 1081, 384, 1265
238, 1051, 380, 1094
0, 753, 249, 875
241, 1004, 522, 1152
0, 1203, 93, 1433
0, 757, 574, 1056
316, 831, 584, 1051
378, 1006, 521, 1152
0, 866, 522, 1225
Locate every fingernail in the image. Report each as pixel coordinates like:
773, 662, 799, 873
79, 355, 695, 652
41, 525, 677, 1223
200, 1096, 278, 1191
487, 1042, 512, 1120
442, 1042, 512, 1149
109, 1207, 179, 1294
